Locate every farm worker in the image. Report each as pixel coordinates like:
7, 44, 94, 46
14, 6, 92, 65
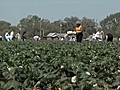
5, 32, 11, 41
0, 36, 3, 41
10, 31, 14, 40
95, 30, 101, 40
21, 31, 27, 41
75, 21, 83, 42
106, 33, 113, 42
33, 36, 39, 41
99, 30, 104, 40
15, 32, 21, 41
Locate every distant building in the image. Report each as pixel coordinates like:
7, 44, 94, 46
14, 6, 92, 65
43, 32, 67, 40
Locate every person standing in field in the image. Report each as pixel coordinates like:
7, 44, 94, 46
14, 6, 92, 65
15, 32, 22, 41
99, 30, 104, 40
75, 21, 83, 42
10, 31, 15, 40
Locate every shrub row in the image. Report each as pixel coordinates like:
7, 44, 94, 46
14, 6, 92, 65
0, 41, 120, 90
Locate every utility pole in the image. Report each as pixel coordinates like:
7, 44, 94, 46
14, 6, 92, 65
33, 21, 35, 36
39, 18, 41, 37
42, 29, 44, 36
60, 24, 62, 35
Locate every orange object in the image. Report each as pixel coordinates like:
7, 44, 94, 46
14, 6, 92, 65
33, 87, 37, 90
75, 25, 82, 33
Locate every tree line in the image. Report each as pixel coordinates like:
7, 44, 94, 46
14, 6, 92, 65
0, 12, 120, 39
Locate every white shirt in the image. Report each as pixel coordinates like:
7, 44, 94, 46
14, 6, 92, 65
95, 31, 100, 38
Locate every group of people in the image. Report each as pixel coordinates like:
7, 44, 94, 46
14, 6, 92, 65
4, 31, 27, 41
1, 21, 115, 42
92, 30, 104, 41
75, 21, 114, 42
4, 31, 41, 41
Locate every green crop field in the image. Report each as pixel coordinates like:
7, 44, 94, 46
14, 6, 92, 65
0, 41, 120, 90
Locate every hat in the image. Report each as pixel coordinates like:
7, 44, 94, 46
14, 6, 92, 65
76, 21, 81, 24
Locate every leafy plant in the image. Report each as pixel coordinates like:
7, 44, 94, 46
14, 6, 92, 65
0, 41, 120, 90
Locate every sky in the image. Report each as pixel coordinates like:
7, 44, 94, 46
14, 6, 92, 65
0, 0, 120, 26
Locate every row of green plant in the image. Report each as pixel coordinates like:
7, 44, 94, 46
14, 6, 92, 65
0, 41, 120, 90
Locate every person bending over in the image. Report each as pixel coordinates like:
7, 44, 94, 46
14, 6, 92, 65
106, 33, 113, 42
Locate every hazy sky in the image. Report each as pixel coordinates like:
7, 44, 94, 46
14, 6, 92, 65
0, 0, 120, 26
